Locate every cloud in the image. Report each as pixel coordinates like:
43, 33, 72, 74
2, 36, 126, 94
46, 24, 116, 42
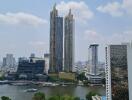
97, 2, 124, 17
83, 30, 132, 61
84, 30, 132, 44
97, 0, 132, 17
122, 0, 132, 15
56, 1, 94, 22
0, 12, 48, 27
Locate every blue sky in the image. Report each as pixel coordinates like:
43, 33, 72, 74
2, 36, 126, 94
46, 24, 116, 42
0, 0, 132, 62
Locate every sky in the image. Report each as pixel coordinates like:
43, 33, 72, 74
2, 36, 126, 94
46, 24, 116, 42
0, 0, 132, 62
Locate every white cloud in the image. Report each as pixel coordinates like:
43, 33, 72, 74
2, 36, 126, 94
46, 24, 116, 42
84, 30, 132, 44
83, 30, 132, 61
0, 12, 47, 27
97, 0, 132, 17
56, 1, 94, 22
97, 2, 124, 17
122, 0, 132, 15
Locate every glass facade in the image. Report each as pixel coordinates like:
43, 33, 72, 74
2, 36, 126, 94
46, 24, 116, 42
55, 17, 63, 72
49, 5, 63, 73
110, 45, 129, 100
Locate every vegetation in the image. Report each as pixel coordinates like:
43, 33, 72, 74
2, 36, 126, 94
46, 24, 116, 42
1, 96, 11, 100
1, 91, 100, 100
76, 72, 87, 81
86, 91, 100, 100
32, 92, 46, 100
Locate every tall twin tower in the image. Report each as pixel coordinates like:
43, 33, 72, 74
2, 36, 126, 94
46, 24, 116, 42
49, 4, 74, 73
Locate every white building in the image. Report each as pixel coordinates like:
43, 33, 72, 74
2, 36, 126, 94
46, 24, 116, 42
2, 54, 16, 72
44, 54, 49, 74
127, 42, 132, 100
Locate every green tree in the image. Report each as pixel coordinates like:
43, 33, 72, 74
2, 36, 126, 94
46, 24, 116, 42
1, 96, 11, 100
32, 92, 45, 100
86, 91, 100, 100
77, 72, 87, 81
73, 97, 80, 100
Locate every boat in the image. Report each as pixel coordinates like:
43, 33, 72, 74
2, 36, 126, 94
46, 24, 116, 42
25, 88, 38, 92
42, 82, 59, 87
10, 82, 29, 86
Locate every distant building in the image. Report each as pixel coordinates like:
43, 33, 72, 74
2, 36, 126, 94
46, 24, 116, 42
64, 9, 75, 72
44, 54, 49, 74
49, 4, 63, 73
105, 44, 129, 100
17, 56, 45, 80
2, 54, 16, 68
88, 44, 99, 75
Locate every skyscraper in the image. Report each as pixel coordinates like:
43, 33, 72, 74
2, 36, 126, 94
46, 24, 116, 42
49, 4, 63, 73
88, 44, 99, 75
105, 44, 129, 100
64, 9, 74, 72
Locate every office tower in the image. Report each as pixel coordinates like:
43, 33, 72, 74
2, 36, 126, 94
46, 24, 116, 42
64, 9, 74, 72
2, 54, 15, 68
105, 45, 129, 100
88, 44, 99, 75
49, 4, 63, 73
44, 54, 49, 74
17, 56, 45, 80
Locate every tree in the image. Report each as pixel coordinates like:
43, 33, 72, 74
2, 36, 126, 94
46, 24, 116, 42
86, 91, 100, 100
73, 97, 80, 100
1, 96, 11, 100
32, 92, 45, 100
77, 72, 86, 81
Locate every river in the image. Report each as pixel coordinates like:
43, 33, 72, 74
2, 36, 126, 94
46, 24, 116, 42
0, 85, 105, 100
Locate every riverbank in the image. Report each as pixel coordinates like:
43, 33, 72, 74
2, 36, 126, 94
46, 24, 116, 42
0, 84, 106, 100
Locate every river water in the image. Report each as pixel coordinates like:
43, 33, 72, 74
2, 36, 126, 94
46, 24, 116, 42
0, 85, 105, 100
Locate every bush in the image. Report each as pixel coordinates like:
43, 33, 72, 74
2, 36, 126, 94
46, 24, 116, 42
32, 92, 45, 100
1, 96, 11, 100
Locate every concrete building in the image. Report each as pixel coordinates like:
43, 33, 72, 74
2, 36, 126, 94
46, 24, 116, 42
64, 9, 75, 72
49, 4, 63, 73
105, 44, 129, 100
127, 42, 132, 100
2, 54, 16, 68
44, 54, 49, 74
88, 44, 99, 75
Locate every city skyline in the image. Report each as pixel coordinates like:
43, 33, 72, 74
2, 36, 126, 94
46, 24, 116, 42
0, 0, 132, 62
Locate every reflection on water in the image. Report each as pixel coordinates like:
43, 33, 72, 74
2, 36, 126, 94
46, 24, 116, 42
0, 85, 105, 100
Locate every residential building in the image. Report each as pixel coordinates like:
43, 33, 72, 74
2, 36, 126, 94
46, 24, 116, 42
49, 4, 63, 73
64, 9, 75, 72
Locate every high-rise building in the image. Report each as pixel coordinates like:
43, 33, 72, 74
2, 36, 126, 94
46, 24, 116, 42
127, 42, 132, 100
88, 44, 99, 75
49, 4, 63, 73
64, 9, 75, 72
105, 44, 129, 100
